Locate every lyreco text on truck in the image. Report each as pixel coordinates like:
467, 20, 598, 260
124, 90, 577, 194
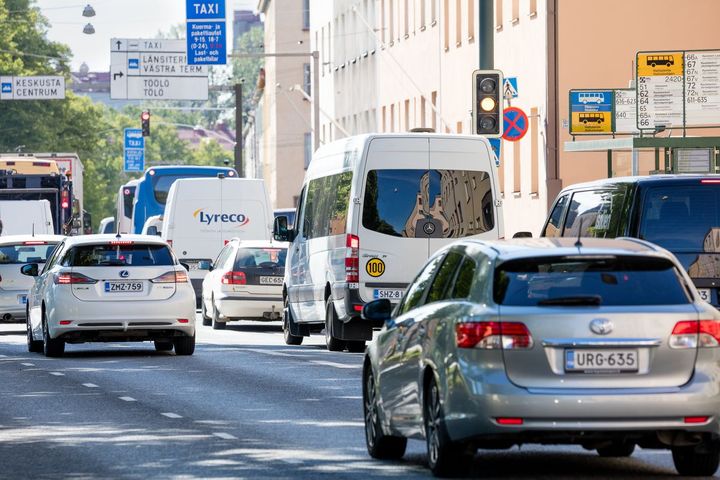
161, 177, 273, 303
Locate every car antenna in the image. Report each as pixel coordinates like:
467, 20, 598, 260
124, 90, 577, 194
575, 218, 584, 248
31, 223, 35, 237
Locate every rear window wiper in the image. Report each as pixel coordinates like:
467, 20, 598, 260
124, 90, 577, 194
537, 295, 602, 306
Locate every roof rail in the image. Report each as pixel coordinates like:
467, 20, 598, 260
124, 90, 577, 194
616, 236, 661, 252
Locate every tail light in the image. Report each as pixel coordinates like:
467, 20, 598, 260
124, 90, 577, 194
54, 272, 97, 285
221, 271, 247, 285
110, 240, 134, 246
23, 241, 47, 246
456, 322, 533, 349
61, 189, 70, 210
167, 240, 173, 247
151, 271, 188, 283
670, 320, 720, 349
345, 234, 359, 283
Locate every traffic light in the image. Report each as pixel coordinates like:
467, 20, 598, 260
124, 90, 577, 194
472, 70, 503, 137
141, 111, 151, 137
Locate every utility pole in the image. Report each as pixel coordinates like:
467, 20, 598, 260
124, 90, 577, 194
479, 0, 494, 70
234, 81, 244, 176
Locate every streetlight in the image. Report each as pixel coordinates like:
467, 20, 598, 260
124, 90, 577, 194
82, 4, 96, 17
82, 23, 95, 34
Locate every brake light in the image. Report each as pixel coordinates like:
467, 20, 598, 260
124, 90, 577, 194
151, 271, 188, 283
23, 241, 47, 246
670, 320, 720, 348
54, 272, 97, 285
455, 322, 533, 349
61, 190, 70, 210
496, 417, 523, 425
345, 234, 360, 283
110, 240, 134, 246
221, 271, 247, 285
684, 416, 710, 424
700, 179, 720, 184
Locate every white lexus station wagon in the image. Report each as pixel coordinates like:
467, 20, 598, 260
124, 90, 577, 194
23, 235, 196, 357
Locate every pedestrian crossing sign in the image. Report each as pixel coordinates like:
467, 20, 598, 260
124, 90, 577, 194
504, 77, 518, 99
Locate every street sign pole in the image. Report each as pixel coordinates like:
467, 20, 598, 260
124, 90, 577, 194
235, 82, 243, 176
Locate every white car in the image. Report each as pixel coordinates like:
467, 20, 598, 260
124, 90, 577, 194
0, 235, 64, 322
23, 234, 196, 357
201, 240, 288, 330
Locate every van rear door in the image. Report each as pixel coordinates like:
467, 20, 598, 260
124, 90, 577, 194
427, 137, 501, 256
358, 137, 430, 303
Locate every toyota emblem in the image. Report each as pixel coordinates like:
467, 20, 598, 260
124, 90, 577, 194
119, 270, 129, 278
589, 318, 613, 335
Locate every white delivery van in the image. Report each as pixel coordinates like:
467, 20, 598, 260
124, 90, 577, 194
162, 176, 273, 304
0, 200, 54, 236
274, 133, 503, 352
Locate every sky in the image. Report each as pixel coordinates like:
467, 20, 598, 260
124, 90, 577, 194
34, 0, 259, 70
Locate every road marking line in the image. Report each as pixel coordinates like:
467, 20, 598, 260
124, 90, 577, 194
309, 360, 360, 370
49, 372, 64, 376
0, 354, 7, 357
161, 412, 182, 419
213, 432, 237, 440
118, 396, 137, 402
240, 348, 360, 369
21, 362, 34, 367
82, 383, 98, 388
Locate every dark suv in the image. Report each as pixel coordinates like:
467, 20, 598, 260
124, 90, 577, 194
541, 175, 720, 306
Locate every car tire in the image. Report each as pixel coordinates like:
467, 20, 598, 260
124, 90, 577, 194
325, 297, 346, 352
27, 314, 43, 353
346, 340, 366, 353
363, 367, 407, 459
283, 299, 303, 345
154, 340, 174, 352
597, 442, 635, 457
201, 300, 211, 327
42, 313, 64, 358
211, 299, 226, 330
424, 376, 473, 477
672, 443, 720, 476
173, 334, 196, 356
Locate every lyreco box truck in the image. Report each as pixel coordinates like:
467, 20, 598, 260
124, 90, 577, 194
161, 176, 273, 304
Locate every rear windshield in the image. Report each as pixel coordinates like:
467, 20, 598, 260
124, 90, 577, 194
0, 243, 58, 264
233, 248, 287, 270
494, 255, 690, 306
639, 185, 720, 252
123, 186, 136, 218
64, 244, 175, 267
363, 169, 495, 238
152, 173, 221, 204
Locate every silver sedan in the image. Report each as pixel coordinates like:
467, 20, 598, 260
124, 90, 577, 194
362, 237, 720, 477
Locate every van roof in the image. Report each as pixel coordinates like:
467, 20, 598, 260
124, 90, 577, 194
558, 174, 720, 193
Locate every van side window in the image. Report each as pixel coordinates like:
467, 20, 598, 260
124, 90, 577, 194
303, 172, 353, 239
562, 189, 625, 238
544, 194, 569, 237
363, 169, 495, 238
296, 186, 307, 238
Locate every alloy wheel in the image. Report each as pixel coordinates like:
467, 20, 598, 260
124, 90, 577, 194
364, 372, 378, 448
426, 382, 441, 467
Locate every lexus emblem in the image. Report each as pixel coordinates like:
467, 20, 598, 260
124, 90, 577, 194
119, 270, 129, 278
589, 318, 613, 335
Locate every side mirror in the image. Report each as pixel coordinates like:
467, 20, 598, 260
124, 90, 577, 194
273, 215, 294, 242
513, 231, 533, 238
146, 226, 159, 236
362, 299, 393, 323
21, 263, 39, 277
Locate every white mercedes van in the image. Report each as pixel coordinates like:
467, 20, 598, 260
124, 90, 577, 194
274, 133, 503, 352
162, 176, 273, 304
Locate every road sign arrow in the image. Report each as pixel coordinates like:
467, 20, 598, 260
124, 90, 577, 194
116, 40, 122, 50
113, 71, 124, 80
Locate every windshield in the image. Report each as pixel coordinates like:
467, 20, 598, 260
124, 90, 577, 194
233, 247, 287, 269
494, 255, 690, 306
152, 173, 223, 204
65, 244, 175, 267
0, 243, 59, 264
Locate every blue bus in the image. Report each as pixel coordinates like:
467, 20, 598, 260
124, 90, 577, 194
131, 165, 237, 233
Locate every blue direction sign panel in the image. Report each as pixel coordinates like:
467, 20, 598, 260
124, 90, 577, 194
502, 107, 529, 142
186, 1, 227, 65
124, 128, 145, 172
569, 89, 614, 134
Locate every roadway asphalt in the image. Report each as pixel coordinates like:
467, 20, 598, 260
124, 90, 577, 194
0, 319, 713, 479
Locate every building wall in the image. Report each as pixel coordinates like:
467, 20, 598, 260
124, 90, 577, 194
258, 0, 311, 208
494, 0, 548, 237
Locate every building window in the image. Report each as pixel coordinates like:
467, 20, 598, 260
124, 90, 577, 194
455, 0, 461, 46
443, 0, 449, 50
467, 0, 474, 41
431, 0, 437, 25
390, 104, 395, 132
381, 0, 386, 43
304, 133, 312, 169
302, 0, 310, 30
431, 91, 437, 130
382, 106, 387, 131
511, 0, 519, 24
529, 0, 537, 17
513, 142, 521, 193
420, 0, 426, 28
456, 121, 462, 134
495, 0, 502, 30
404, 0, 409, 37
389, 0, 395, 42
303, 63, 311, 95
531, 107, 539, 194
421, 96, 426, 127
404, 99, 410, 131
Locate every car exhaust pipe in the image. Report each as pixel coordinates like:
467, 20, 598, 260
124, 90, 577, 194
3, 313, 13, 322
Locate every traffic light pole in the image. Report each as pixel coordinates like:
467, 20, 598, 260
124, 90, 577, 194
234, 82, 243, 176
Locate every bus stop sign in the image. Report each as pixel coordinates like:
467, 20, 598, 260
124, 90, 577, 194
502, 107, 528, 142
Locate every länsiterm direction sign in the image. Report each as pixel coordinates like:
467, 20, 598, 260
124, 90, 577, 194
0, 76, 65, 100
